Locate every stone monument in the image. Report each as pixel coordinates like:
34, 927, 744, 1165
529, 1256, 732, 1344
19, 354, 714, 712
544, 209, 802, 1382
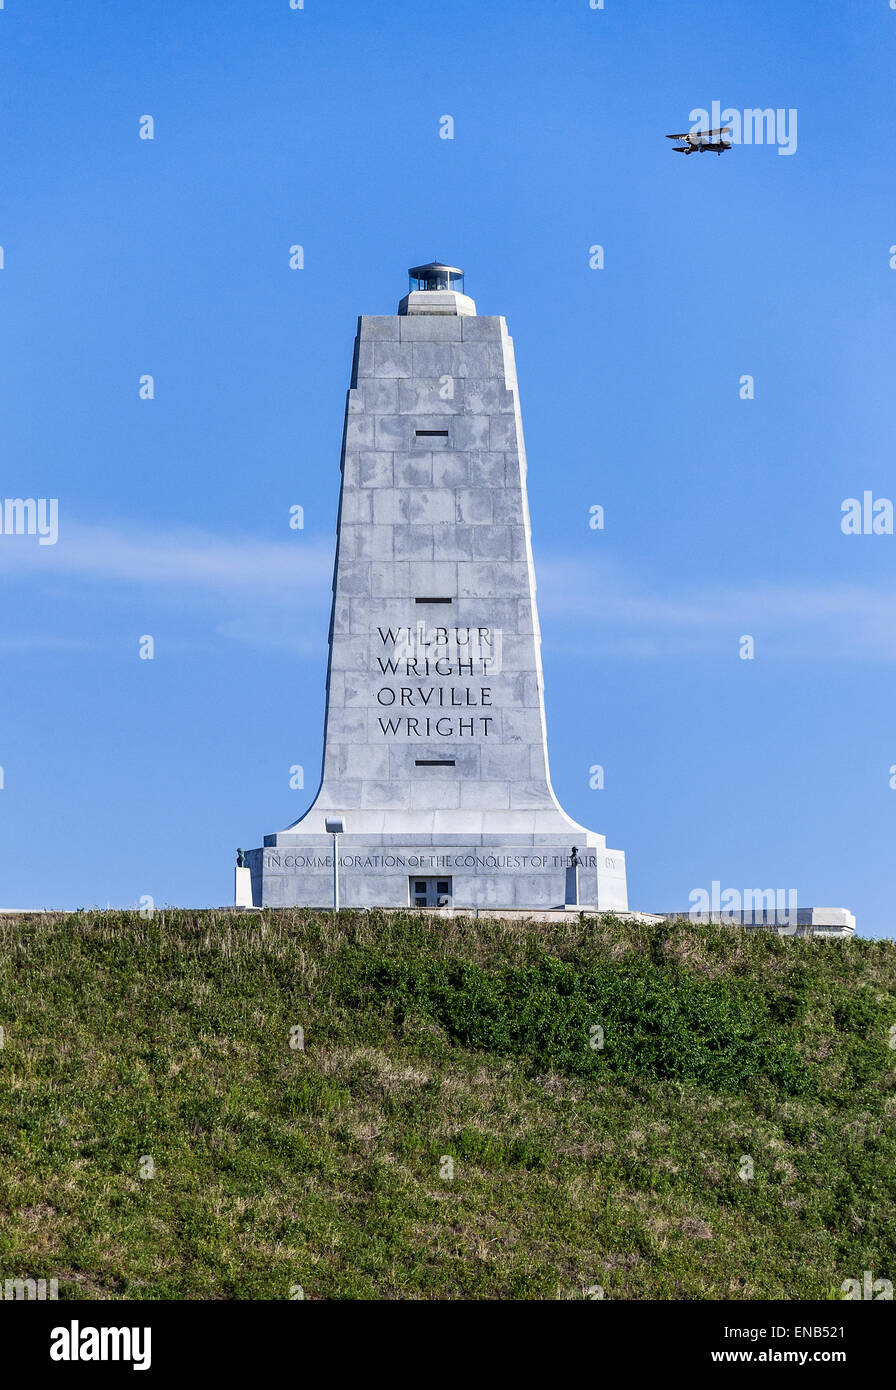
240, 262, 628, 911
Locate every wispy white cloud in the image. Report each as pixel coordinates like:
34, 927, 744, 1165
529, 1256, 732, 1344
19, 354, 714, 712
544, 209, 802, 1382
2, 521, 894, 660
0, 521, 335, 600
535, 556, 896, 661
0, 521, 335, 652
0, 635, 92, 651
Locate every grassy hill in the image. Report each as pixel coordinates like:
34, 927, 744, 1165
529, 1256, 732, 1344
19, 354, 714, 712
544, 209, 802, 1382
0, 908, 894, 1300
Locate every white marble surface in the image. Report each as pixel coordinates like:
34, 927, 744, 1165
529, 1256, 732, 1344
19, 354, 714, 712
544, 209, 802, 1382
254, 294, 628, 910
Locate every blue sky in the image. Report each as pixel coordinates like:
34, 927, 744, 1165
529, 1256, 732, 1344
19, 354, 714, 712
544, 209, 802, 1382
1, 1, 895, 934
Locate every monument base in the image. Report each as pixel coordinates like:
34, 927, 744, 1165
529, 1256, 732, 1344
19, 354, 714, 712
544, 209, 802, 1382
246, 835, 628, 912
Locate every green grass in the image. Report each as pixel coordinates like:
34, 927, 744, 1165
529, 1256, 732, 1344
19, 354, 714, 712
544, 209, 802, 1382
0, 909, 894, 1299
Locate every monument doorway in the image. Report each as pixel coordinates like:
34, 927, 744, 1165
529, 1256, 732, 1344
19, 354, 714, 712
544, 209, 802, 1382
410, 877, 453, 909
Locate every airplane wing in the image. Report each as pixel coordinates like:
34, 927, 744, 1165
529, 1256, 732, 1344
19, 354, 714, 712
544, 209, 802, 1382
666, 127, 731, 139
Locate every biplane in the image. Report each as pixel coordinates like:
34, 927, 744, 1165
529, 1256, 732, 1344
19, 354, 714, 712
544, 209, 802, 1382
666, 127, 732, 155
